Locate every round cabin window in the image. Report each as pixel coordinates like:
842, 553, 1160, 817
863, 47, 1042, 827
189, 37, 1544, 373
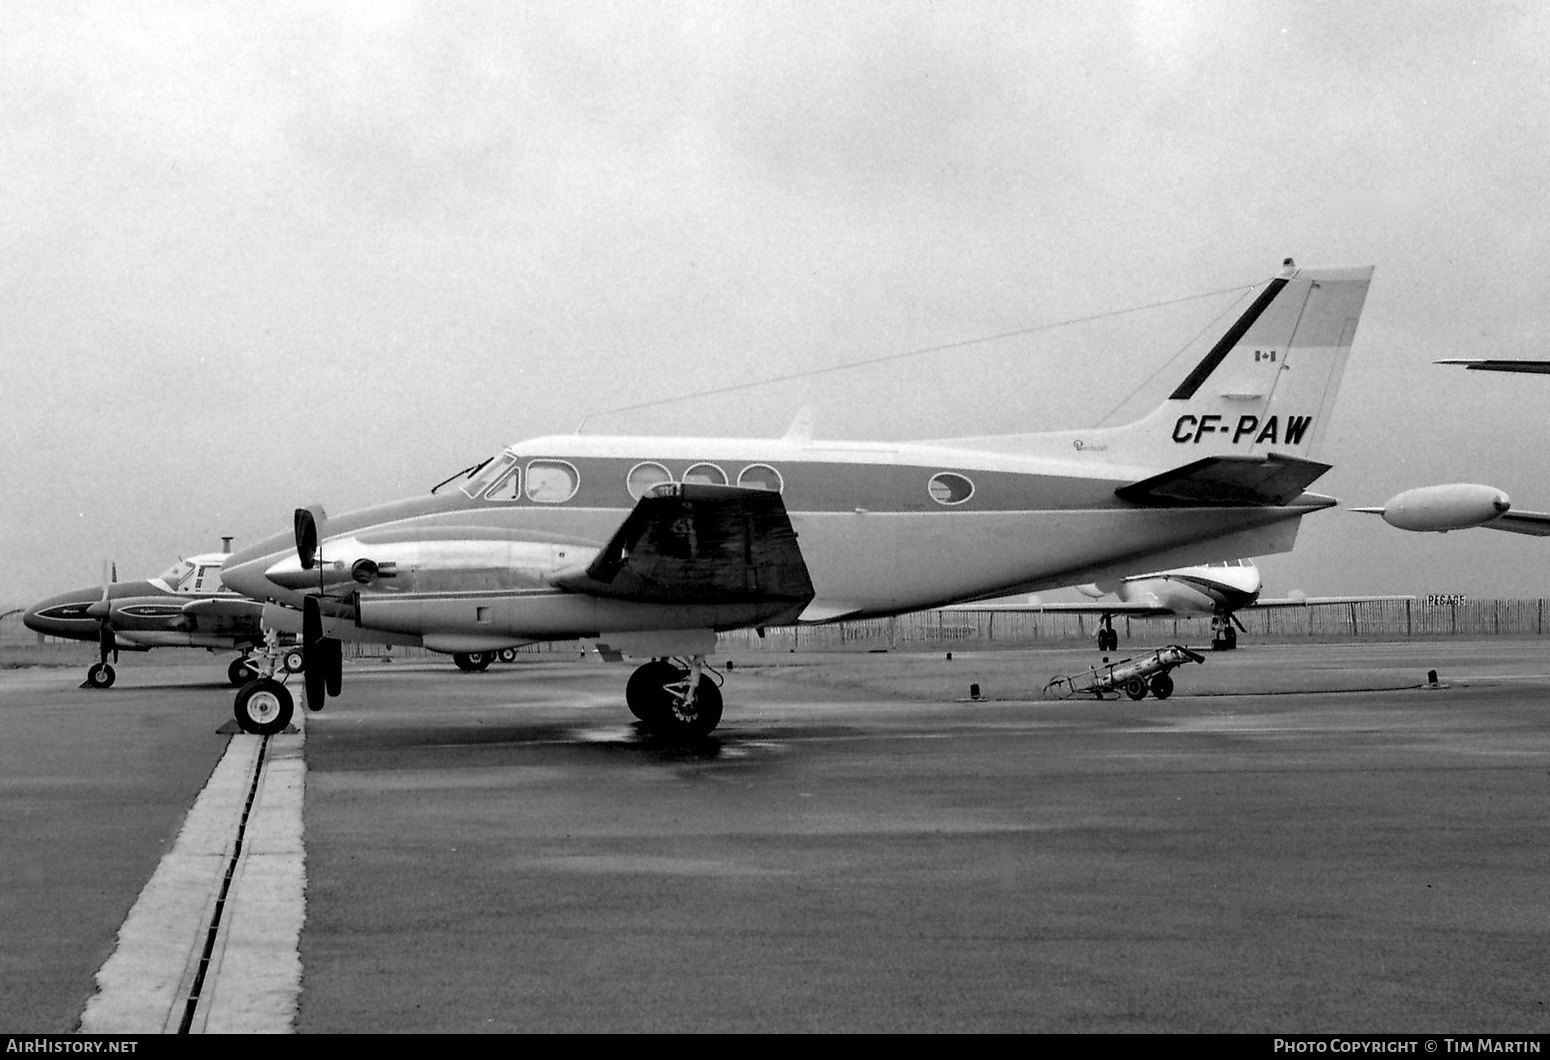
682, 462, 728, 486
737, 464, 784, 492
928, 471, 975, 506
627, 461, 673, 500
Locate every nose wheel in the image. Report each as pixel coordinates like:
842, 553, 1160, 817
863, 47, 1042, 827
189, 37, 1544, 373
85, 662, 116, 689
233, 678, 295, 736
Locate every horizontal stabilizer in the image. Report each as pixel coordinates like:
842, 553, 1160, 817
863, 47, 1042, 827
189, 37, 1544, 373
554, 482, 816, 605
1116, 454, 1332, 508
1435, 359, 1550, 375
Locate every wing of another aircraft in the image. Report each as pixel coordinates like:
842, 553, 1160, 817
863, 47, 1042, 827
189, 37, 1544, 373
552, 482, 816, 606
1354, 484, 1550, 537
1435, 359, 1550, 374
948, 593, 1408, 616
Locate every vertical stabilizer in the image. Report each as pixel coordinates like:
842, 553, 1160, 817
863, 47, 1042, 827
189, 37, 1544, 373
1108, 261, 1373, 467
944, 262, 1373, 474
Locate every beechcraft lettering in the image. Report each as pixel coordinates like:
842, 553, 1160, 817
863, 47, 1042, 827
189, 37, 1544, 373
1171, 413, 1313, 445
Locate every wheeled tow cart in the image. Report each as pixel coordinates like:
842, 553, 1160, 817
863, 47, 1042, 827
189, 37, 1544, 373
1042, 644, 1207, 701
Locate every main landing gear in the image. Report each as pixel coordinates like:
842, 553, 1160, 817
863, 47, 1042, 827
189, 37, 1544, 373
625, 656, 724, 738
1096, 614, 1119, 653
227, 646, 303, 687
453, 651, 493, 672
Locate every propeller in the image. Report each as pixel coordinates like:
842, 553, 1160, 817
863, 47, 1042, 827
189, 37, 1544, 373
295, 507, 342, 709
84, 560, 119, 665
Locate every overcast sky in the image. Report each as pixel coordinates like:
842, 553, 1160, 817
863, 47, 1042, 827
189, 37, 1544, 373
4, 0, 1550, 610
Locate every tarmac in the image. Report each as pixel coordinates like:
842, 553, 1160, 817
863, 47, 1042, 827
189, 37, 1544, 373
2, 639, 1549, 1033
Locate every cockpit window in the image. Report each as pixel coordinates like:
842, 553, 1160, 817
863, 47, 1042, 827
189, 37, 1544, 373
461, 452, 518, 499
157, 559, 196, 592
485, 467, 522, 501
193, 565, 223, 593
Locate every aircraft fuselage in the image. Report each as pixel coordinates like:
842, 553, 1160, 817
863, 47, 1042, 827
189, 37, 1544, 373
221, 435, 1332, 651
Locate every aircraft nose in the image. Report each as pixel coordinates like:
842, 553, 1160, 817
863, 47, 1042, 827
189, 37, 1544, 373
22, 589, 96, 637
221, 534, 294, 601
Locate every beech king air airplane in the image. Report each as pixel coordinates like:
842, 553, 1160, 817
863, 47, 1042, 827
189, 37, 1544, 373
220, 260, 1374, 738
944, 559, 1408, 651
22, 543, 296, 689
1356, 360, 1550, 537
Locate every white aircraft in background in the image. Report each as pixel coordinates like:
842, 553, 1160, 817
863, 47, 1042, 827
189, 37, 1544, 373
1357, 359, 1550, 538
944, 558, 1408, 651
219, 260, 1374, 738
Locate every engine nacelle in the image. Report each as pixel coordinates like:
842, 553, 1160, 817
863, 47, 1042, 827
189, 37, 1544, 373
1371, 483, 1511, 532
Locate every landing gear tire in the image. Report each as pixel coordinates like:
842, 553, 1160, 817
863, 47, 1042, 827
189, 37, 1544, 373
86, 662, 116, 689
1123, 676, 1148, 701
626, 660, 683, 723
227, 658, 257, 687
626, 661, 724, 737
282, 648, 306, 674
1149, 672, 1174, 700
233, 679, 294, 736
1098, 628, 1118, 652
497, 648, 518, 664
453, 651, 493, 673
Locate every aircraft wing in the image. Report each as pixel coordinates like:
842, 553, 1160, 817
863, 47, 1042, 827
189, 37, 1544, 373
944, 594, 1410, 616
1472, 511, 1550, 536
1248, 595, 1414, 608
552, 482, 816, 606
945, 600, 1174, 617
1116, 454, 1332, 508
1435, 359, 1550, 374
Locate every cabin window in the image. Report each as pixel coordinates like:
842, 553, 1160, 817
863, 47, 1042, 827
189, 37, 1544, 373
683, 462, 727, 486
928, 472, 975, 506
737, 464, 783, 492
627, 462, 673, 500
525, 460, 580, 503
485, 467, 522, 501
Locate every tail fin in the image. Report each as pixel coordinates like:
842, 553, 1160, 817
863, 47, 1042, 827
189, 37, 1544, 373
946, 262, 1373, 472
1107, 261, 1373, 466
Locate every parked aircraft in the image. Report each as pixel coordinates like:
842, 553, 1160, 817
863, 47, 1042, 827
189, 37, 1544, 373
220, 260, 1374, 737
1357, 359, 1550, 537
22, 542, 293, 688
941, 558, 1408, 650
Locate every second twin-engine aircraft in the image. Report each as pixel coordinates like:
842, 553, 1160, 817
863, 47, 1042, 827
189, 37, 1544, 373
942, 558, 1409, 651
220, 260, 1374, 737
21, 543, 287, 689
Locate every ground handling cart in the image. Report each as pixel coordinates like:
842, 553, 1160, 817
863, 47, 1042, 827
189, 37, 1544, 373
1042, 644, 1207, 701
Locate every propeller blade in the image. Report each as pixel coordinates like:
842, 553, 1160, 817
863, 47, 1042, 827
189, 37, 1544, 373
303, 596, 326, 709
294, 506, 326, 571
